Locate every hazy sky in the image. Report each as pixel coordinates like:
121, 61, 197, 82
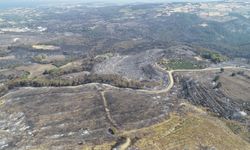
0, 0, 224, 3
0, 0, 225, 9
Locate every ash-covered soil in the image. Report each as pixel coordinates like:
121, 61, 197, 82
175, 69, 250, 120
104, 89, 177, 130
93, 49, 165, 81
0, 2, 250, 149
0, 84, 177, 149
0, 85, 109, 149
92, 45, 200, 90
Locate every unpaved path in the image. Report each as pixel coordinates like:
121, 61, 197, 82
0, 65, 249, 150
101, 91, 131, 150
118, 137, 132, 150
137, 65, 250, 94
101, 91, 120, 130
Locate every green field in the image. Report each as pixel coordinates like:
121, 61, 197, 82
160, 59, 204, 70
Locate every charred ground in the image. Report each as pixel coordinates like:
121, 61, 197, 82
0, 1, 250, 150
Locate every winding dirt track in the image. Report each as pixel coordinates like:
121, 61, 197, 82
100, 65, 250, 150
0, 66, 249, 149
136, 65, 250, 94
118, 137, 132, 150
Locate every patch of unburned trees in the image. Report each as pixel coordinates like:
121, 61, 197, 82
6, 74, 152, 90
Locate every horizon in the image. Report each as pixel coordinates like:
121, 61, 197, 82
0, 0, 226, 9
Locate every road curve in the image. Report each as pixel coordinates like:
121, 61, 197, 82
116, 137, 131, 150
1, 65, 249, 100
0, 66, 249, 150
136, 64, 249, 94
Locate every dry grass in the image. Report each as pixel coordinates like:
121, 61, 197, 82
194, 56, 203, 61
224, 119, 250, 142
82, 142, 115, 150
219, 74, 250, 101
80, 103, 250, 150
32, 45, 60, 50
40, 55, 66, 63
131, 112, 250, 150
0, 55, 15, 60
113, 40, 143, 50
59, 60, 82, 70
0, 99, 4, 106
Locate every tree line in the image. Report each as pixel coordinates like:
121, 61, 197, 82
6, 74, 150, 90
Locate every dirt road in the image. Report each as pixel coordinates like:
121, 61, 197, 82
136, 64, 250, 94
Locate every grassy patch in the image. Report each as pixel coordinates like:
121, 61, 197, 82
159, 59, 204, 70
201, 51, 227, 63
195, 47, 228, 63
